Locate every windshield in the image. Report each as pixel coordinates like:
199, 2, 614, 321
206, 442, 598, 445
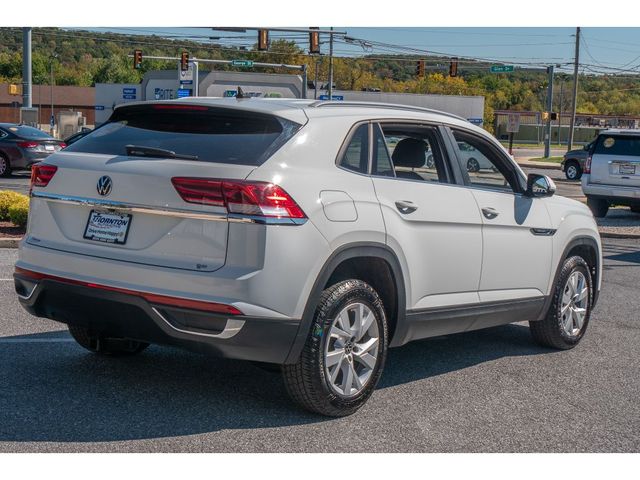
65, 104, 301, 166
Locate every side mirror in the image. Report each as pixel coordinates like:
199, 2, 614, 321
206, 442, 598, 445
526, 173, 556, 197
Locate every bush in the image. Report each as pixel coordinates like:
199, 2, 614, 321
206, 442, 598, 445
7, 197, 29, 227
0, 190, 27, 221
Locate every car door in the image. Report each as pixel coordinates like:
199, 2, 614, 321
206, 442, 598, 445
370, 122, 483, 313
448, 127, 553, 303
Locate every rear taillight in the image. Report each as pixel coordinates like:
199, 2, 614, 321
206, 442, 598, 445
171, 177, 306, 219
584, 156, 592, 174
18, 141, 39, 149
59, 143, 67, 149
30, 164, 58, 189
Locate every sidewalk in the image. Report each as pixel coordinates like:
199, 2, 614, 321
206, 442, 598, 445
515, 157, 561, 170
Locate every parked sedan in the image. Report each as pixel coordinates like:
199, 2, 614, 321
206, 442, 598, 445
0, 124, 66, 177
561, 141, 594, 180
457, 141, 496, 172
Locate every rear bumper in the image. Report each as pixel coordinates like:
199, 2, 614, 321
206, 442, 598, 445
582, 179, 640, 206
14, 270, 301, 364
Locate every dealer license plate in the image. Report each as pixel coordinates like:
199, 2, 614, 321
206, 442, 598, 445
83, 210, 132, 245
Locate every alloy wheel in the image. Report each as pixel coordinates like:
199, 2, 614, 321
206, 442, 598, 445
566, 164, 578, 180
0, 157, 7, 176
560, 271, 588, 337
324, 302, 380, 397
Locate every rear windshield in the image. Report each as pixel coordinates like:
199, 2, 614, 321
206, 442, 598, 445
65, 104, 301, 166
2, 125, 53, 140
594, 135, 640, 157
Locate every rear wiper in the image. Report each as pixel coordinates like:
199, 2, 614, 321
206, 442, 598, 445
125, 144, 198, 161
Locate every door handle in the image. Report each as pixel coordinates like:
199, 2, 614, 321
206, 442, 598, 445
395, 200, 418, 214
481, 207, 499, 219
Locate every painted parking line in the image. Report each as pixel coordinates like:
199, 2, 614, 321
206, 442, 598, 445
0, 337, 74, 343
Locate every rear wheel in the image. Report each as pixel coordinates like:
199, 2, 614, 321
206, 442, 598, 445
0, 155, 11, 177
529, 256, 592, 350
587, 197, 609, 218
68, 324, 150, 356
564, 161, 582, 180
283, 279, 388, 417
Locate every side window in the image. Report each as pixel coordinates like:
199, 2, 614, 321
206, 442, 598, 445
381, 124, 451, 183
594, 135, 640, 157
372, 125, 395, 177
452, 130, 515, 192
338, 124, 369, 174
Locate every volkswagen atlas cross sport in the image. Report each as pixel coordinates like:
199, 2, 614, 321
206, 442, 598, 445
14, 98, 602, 417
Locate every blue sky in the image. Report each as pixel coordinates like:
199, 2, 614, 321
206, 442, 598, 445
86, 27, 640, 75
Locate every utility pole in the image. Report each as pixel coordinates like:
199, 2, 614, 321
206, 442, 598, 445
558, 78, 564, 145
22, 28, 32, 109
568, 26, 581, 151
50, 54, 58, 136
328, 27, 334, 99
314, 57, 320, 100
544, 65, 554, 158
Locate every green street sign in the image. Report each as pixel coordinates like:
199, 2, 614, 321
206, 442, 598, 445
490, 65, 514, 73
231, 60, 254, 68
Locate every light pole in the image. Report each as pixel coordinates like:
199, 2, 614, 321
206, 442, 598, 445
49, 53, 58, 136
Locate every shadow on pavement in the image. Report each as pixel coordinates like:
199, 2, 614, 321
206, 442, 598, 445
0, 324, 549, 444
603, 242, 640, 265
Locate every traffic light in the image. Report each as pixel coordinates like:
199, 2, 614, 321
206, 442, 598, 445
133, 49, 142, 70
449, 57, 458, 77
258, 29, 269, 51
550, 112, 558, 121
180, 51, 189, 72
416, 60, 425, 78
309, 27, 320, 54
542, 111, 550, 122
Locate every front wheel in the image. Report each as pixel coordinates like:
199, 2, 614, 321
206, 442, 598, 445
529, 256, 592, 350
283, 279, 388, 417
68, 324, 150, 356
0, 155, 11, 177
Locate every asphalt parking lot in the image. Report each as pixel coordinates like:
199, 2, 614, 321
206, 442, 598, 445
1, 239, 639, 453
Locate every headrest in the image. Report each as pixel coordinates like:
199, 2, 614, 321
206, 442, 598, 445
392, 138, 426, 169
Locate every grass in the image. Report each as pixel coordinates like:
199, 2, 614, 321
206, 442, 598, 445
527, 156, 564, 163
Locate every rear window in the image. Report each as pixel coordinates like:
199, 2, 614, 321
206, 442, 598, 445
4, 125, 53, 140
65, 105, 301, 166
594, 135, 640, 157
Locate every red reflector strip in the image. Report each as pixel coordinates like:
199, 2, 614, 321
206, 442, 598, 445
14, 267, 242, 316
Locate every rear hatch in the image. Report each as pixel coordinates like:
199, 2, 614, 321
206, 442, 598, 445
590, 133, 640, 187
27, 102, 302, 272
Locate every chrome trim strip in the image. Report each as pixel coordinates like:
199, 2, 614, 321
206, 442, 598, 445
31, 191, 307, 225
17, 282, 39, 301
152, 307, 245, 339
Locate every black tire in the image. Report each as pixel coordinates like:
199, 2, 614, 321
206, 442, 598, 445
467, 158, 480, 173
0, 154, 11, 177
529, 256, 592, 350
564, 160, 582, 180
283, 279, 388, 417
68, 324, 150, 356
587, 197, 609, 218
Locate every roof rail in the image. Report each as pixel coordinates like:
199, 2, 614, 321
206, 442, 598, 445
309, 100, 467, 122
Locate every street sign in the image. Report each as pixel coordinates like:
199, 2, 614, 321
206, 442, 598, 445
177, 88, 192, 98
122, 88, 136, 95
490, 65, 515, 73
318, 95, 343, 100
507, 113, 520, 133
231, 60, 254, 68
467, 117, 483, 125
122, 95, 136, 100
178, 62, 199, 96
94, 105, 105, 111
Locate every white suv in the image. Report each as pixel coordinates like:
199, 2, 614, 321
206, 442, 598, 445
582, 129, 640, 217
14, 98, 602, 416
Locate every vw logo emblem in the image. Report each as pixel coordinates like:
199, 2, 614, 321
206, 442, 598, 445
97, 176, 112, 197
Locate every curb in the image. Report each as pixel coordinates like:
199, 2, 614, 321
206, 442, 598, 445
0, 238, 20, 248
598, 231, 640, 240
516, 162, 561, 171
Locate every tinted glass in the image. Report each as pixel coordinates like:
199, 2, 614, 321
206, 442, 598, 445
4, 125, 53, 140
452, 130, 513, 192
372, 125, 394, 177
65, 105, 300, 166
594, 135, 640, 157
339, 124, 369, 174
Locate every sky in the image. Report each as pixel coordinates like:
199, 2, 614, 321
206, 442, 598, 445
85, 27, 640, 75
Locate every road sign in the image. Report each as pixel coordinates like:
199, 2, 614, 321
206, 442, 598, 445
507, 113, 520, 133
178, 62, 199, 96
94, 105, 105, 111
122, 88, 136, 95
231, 60, 254, 68
318, 95, 343, 100
122, 95, 136, 100
490, 65, 515, 73
467, 117, 483, 125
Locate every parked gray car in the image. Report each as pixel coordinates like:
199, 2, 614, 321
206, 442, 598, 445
561, 141, 594, 180
0, 124, 66, 177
